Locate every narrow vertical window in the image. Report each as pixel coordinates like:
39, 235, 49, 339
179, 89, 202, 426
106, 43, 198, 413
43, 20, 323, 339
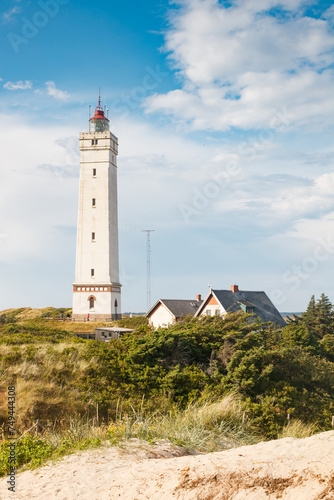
91, 139, 94, 146
89, 297, 95, 309
91, 269, 95, 277
93, 168, 96, 177
92, 232, 95, 241
92, 198, 96, 207
95, 139, 98, 145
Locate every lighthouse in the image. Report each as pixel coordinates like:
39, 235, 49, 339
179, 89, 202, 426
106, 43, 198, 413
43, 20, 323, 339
72, 95, 121, 321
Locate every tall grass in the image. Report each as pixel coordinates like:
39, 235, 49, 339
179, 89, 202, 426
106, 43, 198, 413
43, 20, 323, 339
0, 416, 105, 477
107, 394, 260, 452
0, 394, 260, 477
0, 342, 95, 430
277, 420, 318, 439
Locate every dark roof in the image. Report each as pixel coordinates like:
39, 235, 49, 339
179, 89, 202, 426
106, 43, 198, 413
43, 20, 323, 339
146, 299, 202, 319
197, 290, 286, 327
237, 299, 255, 308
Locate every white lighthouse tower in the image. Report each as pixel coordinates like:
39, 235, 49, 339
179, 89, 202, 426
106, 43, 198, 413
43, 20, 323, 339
72, 95, 121, 321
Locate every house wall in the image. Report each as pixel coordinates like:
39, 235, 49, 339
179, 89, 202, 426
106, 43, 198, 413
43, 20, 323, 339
148, 304, 175, 329
95, 329, 119, 341
200, 295, 226, 317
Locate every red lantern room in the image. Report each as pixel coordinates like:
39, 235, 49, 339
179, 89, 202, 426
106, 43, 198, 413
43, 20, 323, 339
89, 93, 110, 133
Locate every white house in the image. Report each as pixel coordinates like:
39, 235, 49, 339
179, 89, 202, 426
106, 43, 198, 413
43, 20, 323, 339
194, 285, 286, 326
147, 296, 203, 329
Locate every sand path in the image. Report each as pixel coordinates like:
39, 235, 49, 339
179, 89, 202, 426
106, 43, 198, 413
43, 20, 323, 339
1, 431, 334, 499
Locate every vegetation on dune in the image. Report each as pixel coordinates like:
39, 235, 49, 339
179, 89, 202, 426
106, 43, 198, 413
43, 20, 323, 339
0, 394, 259, 477
106, 394, 259, 451
0, 295, 333, 475
0, 420, 104, 477
0, 307, 72, 324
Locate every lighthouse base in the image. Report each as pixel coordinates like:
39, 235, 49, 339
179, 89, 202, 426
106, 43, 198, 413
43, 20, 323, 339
72, 284, 121, 322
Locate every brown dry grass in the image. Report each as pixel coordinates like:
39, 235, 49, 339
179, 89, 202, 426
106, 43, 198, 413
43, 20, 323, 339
0, 341, 97, 431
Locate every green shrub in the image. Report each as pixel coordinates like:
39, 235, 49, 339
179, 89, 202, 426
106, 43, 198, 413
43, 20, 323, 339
0, 435, 53, 476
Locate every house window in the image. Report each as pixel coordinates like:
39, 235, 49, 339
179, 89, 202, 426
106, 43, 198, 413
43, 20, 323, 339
207, 310, 212, 316
92, 198, 96, 207
215, 309, 220, 316
92, 232, 95, 241
91, 269, 95, 277
93, 168, 96, 177
89, 296, 95, 309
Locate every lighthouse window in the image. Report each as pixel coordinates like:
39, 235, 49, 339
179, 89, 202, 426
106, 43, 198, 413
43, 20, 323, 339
91, 269, 95, 277
92, 232, 95, 241
92, 198, 96, 207
93, 168, 96, 177
89, 297, 95, 309
91, 139, 98, 146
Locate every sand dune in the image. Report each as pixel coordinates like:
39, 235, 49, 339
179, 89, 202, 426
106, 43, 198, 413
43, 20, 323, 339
1, 431, 334, 499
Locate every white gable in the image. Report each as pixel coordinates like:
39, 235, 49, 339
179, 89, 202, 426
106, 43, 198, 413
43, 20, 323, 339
148, 303, 175, 329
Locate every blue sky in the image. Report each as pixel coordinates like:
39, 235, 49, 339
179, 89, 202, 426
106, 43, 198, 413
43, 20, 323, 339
1, 0, 334, 313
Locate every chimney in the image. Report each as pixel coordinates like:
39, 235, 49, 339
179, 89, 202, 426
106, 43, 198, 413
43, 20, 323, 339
196, 294, 201, 301
231, 285, 239, 293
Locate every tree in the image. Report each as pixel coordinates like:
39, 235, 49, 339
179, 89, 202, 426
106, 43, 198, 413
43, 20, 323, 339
302, 294, 334, 339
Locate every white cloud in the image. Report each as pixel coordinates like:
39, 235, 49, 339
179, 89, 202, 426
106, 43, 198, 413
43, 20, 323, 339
2, 6, 21, 22
323, 5, 334, 24
145, 0, 334, 131
202, 170, 334, 233
0, 108, 333, 311
0, 115, 79, 246
3, 80, 32, 90
45, 81, 70, 100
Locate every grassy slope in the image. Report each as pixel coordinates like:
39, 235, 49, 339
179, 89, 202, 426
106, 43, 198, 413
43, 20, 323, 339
0, 308, 149, 431
0, 307, 325, 479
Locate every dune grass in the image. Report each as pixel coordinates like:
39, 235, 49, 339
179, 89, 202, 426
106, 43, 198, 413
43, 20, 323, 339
278, 419, 318, 439
107, 394, 260, 452
0, 394, 260, 477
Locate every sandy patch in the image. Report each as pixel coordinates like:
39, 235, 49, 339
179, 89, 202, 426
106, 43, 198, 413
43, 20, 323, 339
1, 432, 334, 499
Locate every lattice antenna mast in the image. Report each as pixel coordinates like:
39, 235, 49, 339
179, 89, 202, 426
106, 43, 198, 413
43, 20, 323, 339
142, 230, 154, 311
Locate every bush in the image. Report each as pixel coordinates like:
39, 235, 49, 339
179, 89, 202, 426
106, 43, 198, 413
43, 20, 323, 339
0, 435, 53, 476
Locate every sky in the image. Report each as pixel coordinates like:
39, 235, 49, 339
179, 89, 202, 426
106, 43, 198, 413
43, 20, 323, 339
1, 0, 334, 313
